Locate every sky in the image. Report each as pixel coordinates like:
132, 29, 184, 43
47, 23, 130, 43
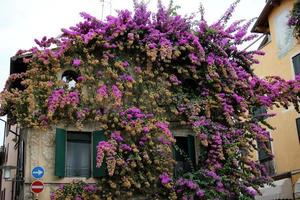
0, 0, 266, 144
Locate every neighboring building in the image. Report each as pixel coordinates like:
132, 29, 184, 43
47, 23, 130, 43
0, 124, 22, 200
252, 0, 300, 199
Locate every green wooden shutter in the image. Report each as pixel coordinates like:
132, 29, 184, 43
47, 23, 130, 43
92, 130, 106, 178
187, 135, 196, 167
55, 128, 66, 177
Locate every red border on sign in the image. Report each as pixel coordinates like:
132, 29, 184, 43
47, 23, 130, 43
31, 180, 44, 194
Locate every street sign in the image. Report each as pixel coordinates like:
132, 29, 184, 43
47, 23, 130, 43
32, 166, 44, 179
31, 180, 44, 194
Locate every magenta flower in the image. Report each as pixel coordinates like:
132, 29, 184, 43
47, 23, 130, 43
97, 84, 108, 97
72, 58, 81, 67
245, 187, 257, 197
112, 84, 122, 100
196, 189, 205, 197
169, 74, 181, 85
120, 144, 132, 152
159, 172, 171, 184
111, 131, 123, 142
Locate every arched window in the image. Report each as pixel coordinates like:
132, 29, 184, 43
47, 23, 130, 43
61, 70, 78, 89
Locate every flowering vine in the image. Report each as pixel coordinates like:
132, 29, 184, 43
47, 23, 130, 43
50, 181, 99, 200
2, 0, 300, 199
288, 1, 300, 39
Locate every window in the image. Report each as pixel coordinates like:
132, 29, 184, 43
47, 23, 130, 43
55, 128, 106, 178
257, 140, 275, 176
173, 135, 196, 177
5, 124, 10, 137
66, 132, 91, 177
5, 143, 9, 163
293, 53, 300, 76
252, 106, 267, 120
296, 117, 300, 143
1, 189, 5, 200
61, 70, 78, 89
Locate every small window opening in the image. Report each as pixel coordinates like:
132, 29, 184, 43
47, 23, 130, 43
61, 70, 78, 89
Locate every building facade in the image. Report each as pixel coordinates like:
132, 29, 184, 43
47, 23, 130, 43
252, 0, 300, 199
0, 56, 198, 200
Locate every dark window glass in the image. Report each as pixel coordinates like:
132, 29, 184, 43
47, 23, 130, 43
252, 106, 267, 120
5, 124, 10, 137
296, 118, 300, 143
5, 143, 9, 163
293, 53, 300, 76
261, 159, 275, 176
257, 141, 271, 161
257, 139, 275, 176
173, 136, 195, 176
66, 132, 91, 177
1, 189, 5, 200
62, 70, 78, 89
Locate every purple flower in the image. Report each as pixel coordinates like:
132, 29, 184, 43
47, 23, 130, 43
128, 32, 134, 40
143, 126, 150, 133
72, 59, 81, 67
121, 74, 134, 82
50, 192, 55, 200
155, 121, 172, 137
186, 180, 197, 189
134, 66, 142, 73
75, 196, 82, 200
77, 75, 85, 82
83, 184, 97, 193
159, 172, 171, 184
112, 84, 122, 100
245, 187, 257, 197
169, 74, 181, 85
120, 144, 132, 152
58, 184, 64, 189
111, 131, 123, 142
97, 85, 108, 97
196, 189, 205, 197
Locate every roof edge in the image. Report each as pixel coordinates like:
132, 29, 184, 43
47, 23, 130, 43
251, 0, 282, 33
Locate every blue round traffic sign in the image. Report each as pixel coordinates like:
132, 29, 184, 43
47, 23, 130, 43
32, 166, 45, 179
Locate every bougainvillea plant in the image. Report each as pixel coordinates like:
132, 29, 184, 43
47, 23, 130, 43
95, 107, 177, 199
50, 181, 99, 200
2, 0, 300, 199
288, 1, 300, 39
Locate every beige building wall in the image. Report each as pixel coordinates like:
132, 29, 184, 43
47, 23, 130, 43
253, 0, 300, 175
22, 125, 99, 200
1, 125, 20, 200
22, 125, 195, 200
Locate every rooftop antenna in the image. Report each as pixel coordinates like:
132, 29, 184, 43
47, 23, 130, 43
100, 0, 112, 20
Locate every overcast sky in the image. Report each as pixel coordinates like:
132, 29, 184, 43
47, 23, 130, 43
0, 0, 266, 144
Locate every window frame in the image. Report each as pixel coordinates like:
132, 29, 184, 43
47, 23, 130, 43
257, 137, 275, 176
296, 117, 300, 143
171, 128, 197, 176
65, 131, 92, 178
61, 70, 79, 90
55, 128, 106, 178
292, 52, 300, 78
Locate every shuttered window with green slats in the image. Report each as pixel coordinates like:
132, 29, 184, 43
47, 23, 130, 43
55, 128, 66, 177
92, 130, 106, 178
54, 128, 107, 178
